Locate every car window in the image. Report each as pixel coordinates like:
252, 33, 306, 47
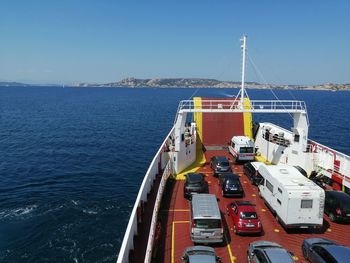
240, 212, 257, 219
253, 250, 268, 263
314, 246, 337, 263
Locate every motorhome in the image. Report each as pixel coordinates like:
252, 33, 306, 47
229, 136, 255, 162
190, 194, 223, 244
258, 165, 325, 229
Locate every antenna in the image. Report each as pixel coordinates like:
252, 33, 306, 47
240, 34, 247, 109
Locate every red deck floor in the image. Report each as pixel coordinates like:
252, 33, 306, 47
157, 150, 350, 263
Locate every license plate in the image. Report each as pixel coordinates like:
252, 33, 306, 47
246, 224, 254, 227
300, 226, 309, 229
201, 231, 213, 235
347, 214, 350, 216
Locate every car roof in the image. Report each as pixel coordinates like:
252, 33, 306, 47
327, 191, 350, 201
304, 238, 335, 246
223, 173, 240, 180
264, 248, 294, 263
213, 156, 229, 162
235, 201, 256, 212
187, 173, 204, 182
318, 245, 350, 262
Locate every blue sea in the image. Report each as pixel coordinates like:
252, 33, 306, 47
0, 86, 349, 262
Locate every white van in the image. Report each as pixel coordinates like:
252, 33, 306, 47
258, 164, 325, 229
190, 194, 223, 244
229, 136, 255, 162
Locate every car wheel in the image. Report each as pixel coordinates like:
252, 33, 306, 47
329, 212, 336, 222
302, 245, 308, 259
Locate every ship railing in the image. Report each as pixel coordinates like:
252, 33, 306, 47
174, 99, 308, 124
116, 127, 175, 263
144, 160, 173, 263
307, 139, 350, 188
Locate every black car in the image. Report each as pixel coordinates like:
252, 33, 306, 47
210, 156, 232, 176
183, 173, 208, 199
243, 162, 264, 185
219, 173, 243, 197
302, 238, 350, 263
324, 191, 350, 222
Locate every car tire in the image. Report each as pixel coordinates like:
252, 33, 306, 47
329, 212, 336, 222
302, 245, 308, 259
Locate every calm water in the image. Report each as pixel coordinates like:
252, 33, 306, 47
0, 86, 350, 262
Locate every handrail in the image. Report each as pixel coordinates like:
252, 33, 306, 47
116, 126, 175, 263
174, 99, 308, 124
144, 160, 173, 263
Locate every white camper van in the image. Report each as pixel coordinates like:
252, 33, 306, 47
229, 136, 255, 162
258, 165, 325, 229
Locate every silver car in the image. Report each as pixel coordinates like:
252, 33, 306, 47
181, 246, 221, 263
247, 241, 294, 263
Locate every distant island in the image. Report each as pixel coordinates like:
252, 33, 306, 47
1, 78, 350, 90
74, 77, 350, 91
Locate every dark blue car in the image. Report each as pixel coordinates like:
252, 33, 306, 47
302, 238, 350, 263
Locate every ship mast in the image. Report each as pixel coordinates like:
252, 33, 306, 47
240, 34, 247, 109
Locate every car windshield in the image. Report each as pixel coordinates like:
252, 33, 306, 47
227, 179, 239, 185
240, 212, 257, 219
240, 147, 254, 153
218, 161, 229, 167
195, 219, 221, 229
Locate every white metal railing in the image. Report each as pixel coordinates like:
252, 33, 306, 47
144, 160, 173, 263
174, 99, 308, 124
308, 139, 350, 183
116, 127, 174, 263
177, 99, 306, 111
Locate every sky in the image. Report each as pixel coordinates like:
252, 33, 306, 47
0, 0, 349, 85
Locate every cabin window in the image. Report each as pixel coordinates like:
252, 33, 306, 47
278, 188, 282, 194
294, 134, 300, 142
301, 199, 313, 209
266, 180, 273, 193
240, 147, 254, 153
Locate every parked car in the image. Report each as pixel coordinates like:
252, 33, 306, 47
324, 190, 350, 222
226, 200, 262, 235
219, 173, 243, 197
302, 238, 350, 263
243, 162, 264, 185
210, 156, 232, 176
181, 246, 221, 263
247, 241, 295, 263
183, 173, 208, 199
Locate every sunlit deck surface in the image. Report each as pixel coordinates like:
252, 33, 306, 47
157, 149, 350, 263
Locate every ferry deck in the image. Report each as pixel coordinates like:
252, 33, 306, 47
154, 149, 350, 263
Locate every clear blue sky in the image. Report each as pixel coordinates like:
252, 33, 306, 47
0, 0, 349, 85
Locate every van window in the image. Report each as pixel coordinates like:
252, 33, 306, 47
301, 200, 313, 209
194, 219, 221, 229
266, 180, 274, 193
240, 147, 254, 153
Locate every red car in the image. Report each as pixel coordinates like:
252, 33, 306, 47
226, 200, 262, 235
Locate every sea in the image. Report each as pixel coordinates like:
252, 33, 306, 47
0, 86, 349, 262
